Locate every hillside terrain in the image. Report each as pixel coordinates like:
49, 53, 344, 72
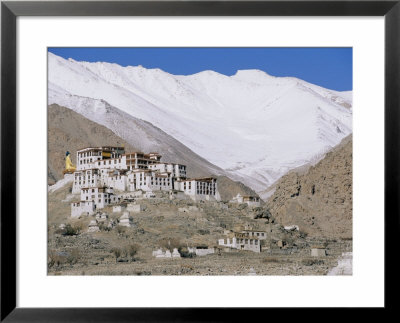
48, 104, 136, 184
48, 182, 351, 276
266, 135, 352, 239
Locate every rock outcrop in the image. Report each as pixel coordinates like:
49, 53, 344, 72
266, 135, 352, 239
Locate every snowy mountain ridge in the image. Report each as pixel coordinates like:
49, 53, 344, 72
48, 52, 352, 195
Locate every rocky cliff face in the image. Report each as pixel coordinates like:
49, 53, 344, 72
266, 135, 352, 239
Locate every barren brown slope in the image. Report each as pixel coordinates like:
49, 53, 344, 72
216, 176, 260, 202
266, 135, 352, 239
48, 105, 136, 184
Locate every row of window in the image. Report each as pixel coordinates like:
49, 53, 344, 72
196, 189, 215, 195
236, 239, 259, 245
243, 232, 265, 237
79, 151, 102, 157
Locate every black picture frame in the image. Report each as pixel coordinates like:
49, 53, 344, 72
1, 0, 399, 321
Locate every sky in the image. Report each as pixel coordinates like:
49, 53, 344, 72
48, 47, 352, 91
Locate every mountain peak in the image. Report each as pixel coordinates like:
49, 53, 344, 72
231, 69, 275, 83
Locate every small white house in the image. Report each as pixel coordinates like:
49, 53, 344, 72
218, 231, 262, 253
174, 177, 220, 201
230, 193, 261, 207
71, 201, 95, 218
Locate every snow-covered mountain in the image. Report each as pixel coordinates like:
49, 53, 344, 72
48, 52, 352, 194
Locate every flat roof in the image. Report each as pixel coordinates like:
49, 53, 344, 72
77, 146, 124, 152
177, 177, 216, 182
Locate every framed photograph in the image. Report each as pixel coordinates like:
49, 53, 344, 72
1, 0, 398, 320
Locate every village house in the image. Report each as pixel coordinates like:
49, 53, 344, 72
104, 169, 128, 191
218, 228, 268, 253
72, 168, 101, 193
174, 177, 220, 201
230, 193, 261, 207
80, 186, 119, 209
71, 201, 95, 218
148, 162, 187, 180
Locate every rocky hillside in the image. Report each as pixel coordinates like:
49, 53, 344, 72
216, 176, 260, 202
48, 104, 258, 200
48, 104, 136, 184
266, 135, 352, 239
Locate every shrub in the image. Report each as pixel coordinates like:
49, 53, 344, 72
48, 250, 67, 268
254, 208, 272, 219
98, 222, 111, 232
126, 244, 140, 262
62, 224, 81, 236
117, 226, 126, 235
262, 257, 282, 263
157, 237, 181, 251
301, 259, 324, 266
67, 248, 81, 265
111, 247, 122, 263
178, 247, 196, 258
48, 250, 56, 269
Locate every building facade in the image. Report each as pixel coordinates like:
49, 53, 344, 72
218, 229, 267, 253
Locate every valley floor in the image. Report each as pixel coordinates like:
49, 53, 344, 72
48, 248, 351, 276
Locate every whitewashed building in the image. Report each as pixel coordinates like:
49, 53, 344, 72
72, 168, 101, 193
124, 152, 161, 170
218, 229, 267, 253
174, 177, 220, 201
71, 201, 95, 218
127, 170, 172, 192
69, 146, 220, 217
76, 146, 125, 171
148, 163, 187, 179
104, 170, 128, 191
80, 187, 119, 209
230, 193, 261, 207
